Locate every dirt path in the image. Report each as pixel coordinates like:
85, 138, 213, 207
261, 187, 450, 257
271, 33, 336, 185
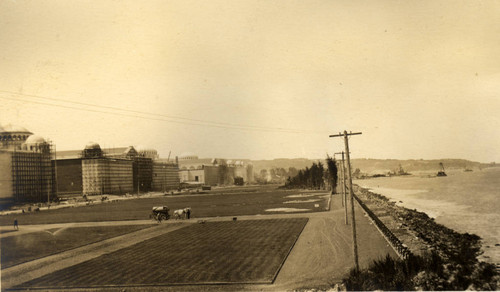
254, 195, 397, 291
2, 193, 397, 291
0, 220, 157, 239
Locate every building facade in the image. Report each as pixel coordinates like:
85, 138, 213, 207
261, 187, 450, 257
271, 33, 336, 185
178, 165, 219, 186
152, 162, 180, 191
53, 158, 82, 195
82, 158, 134, 195
178, 155, 254, 186
133, 157, 153, 193
0, 125, 55, 206
1, 123, 180, 204
0, 124, 33, 150
57, 143, 180, 196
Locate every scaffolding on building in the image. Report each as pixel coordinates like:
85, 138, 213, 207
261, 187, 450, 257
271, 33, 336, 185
81, 145, 135, 196
11, 140, 55, 203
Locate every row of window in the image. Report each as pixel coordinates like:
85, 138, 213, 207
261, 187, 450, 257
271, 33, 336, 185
0, 135, 29, 141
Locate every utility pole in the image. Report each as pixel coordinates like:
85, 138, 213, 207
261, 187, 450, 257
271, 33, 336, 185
335, 151, 348, 225
333, 153, 344, 207
52, 142, 58, 205
137, 161, 140, 196
47, 143, 50, 205
163, 165, 166, 193
330, 130, 362, 272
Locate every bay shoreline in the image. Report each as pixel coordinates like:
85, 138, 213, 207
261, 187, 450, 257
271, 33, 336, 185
352, 184, 499, 290
353, 185, 500, 290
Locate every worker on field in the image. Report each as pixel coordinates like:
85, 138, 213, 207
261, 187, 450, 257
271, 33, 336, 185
14, 218, 18, 230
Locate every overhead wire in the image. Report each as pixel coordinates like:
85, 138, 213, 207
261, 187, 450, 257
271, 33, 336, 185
0, 95, 297, 133
0, 91, 329, 134
0, 90, 273, 129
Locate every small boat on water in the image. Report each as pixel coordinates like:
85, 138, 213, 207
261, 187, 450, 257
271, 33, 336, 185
437, 162, 447, 177
388, 164, 411, 176
397, 164, 410, 176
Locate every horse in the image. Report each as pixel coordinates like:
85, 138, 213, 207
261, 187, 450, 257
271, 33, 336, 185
173, 207, 192, 219
173, 209, 185, 219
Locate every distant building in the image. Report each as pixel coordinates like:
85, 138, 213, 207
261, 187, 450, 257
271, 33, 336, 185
56, 145, 139, 195
178, 154, 254, 186
179, 165, 219, 186
103, 146, 138, 159
233, 160, 254, 183
0, 124, 33, 150
151, 161, 180, 192
80, 143, 134, 195
178, 152, 199, 161
137, 147, 159, 160
0, 125, 55, 206
55, 144, 179, 196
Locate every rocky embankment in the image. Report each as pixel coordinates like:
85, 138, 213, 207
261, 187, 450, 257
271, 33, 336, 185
353, 185, 499, 290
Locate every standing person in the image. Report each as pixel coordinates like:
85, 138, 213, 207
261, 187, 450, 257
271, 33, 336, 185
186, 208, 191, 219
14, 218, 18, 230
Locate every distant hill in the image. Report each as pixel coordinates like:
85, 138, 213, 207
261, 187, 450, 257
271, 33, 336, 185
349, 158, 491, 174
249, 158, 495, 174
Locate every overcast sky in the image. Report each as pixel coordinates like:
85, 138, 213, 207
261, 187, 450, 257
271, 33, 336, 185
1, 0, 499, 162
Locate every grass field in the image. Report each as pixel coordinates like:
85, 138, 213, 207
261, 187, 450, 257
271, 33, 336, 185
18, 218, 308, 288
1, 224, 154, 269
0, 186, 327, 225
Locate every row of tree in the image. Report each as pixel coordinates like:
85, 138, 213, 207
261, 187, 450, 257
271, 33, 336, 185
284, 156, 338, 190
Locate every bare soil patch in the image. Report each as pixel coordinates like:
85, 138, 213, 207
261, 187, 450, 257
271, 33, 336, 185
283, 199, 321, 204
265, 208, 311, 212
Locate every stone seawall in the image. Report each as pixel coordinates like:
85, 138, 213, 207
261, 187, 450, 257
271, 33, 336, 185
351, 185, 500, 290
352, 185, 485, 265
352, 185, 430, 257
353, 192, 412, 259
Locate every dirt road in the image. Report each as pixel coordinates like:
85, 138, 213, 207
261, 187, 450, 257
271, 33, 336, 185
266, 195, 397, 290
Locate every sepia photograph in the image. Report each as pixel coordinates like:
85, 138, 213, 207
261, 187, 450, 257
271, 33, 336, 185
1, 1, 499, 291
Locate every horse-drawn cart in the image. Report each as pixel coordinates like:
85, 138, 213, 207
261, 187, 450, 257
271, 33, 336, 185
150, 206, 170, 222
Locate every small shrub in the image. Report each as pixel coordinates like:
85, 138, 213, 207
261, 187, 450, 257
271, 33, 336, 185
343, 251, 499, 291
343, 255, 415, 291
412, 271, 446, 291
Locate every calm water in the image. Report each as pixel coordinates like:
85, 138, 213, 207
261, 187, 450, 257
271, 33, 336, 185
354, 167, 500, 265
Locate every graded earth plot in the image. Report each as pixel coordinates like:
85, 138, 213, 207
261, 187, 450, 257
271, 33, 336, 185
1, 224, 155, 269
0, 188, 327, 225
17, 218, 308, 289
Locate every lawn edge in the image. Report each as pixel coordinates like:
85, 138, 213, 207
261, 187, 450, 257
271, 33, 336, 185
1, 224, 157, 270
270, 217, 310, 284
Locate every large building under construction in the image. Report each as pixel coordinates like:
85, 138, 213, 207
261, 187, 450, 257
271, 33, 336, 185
1, 124, 180, 205
56, 144, 180, 196
0, 124, 55, 206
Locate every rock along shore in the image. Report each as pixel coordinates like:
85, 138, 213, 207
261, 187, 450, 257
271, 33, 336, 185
352, 184, 499, 290
353, 185, 480, 261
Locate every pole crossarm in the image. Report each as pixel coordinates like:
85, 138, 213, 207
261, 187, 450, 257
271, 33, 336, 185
329, 132, 362, 138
